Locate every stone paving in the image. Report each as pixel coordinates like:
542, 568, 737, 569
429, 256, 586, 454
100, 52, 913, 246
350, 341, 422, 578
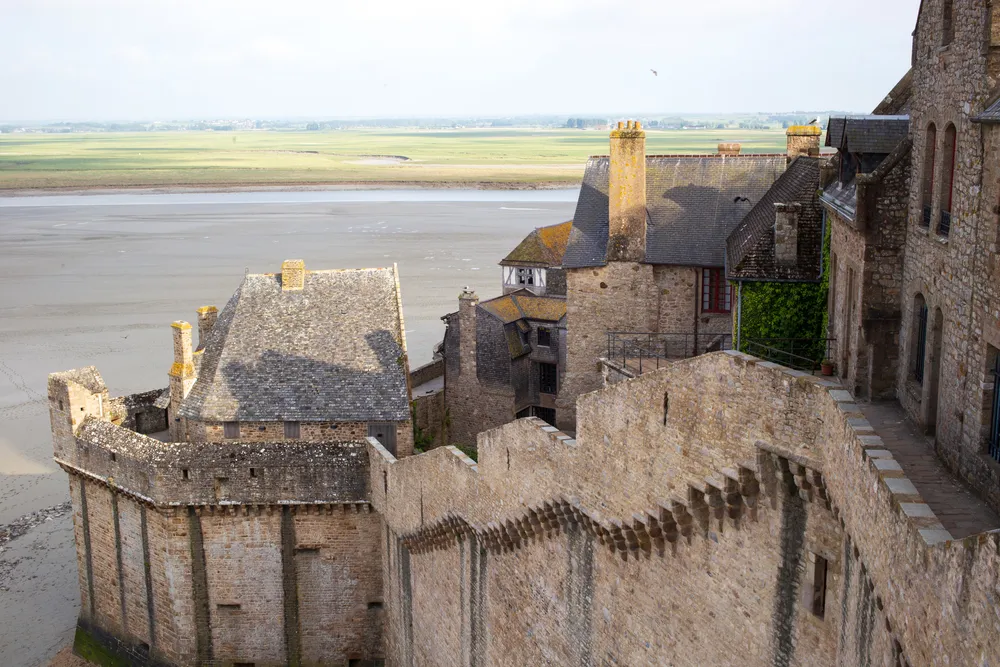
860, 401, 1000, 539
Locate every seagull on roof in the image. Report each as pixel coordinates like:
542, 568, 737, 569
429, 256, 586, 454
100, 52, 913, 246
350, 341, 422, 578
650, 69, 658, 76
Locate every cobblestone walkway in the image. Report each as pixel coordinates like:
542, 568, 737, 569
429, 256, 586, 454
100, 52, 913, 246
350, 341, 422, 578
860, 401, 1000, 539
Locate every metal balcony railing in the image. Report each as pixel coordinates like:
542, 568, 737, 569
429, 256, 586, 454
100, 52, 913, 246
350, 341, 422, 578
606, 332, 835, 374
741, 338, 837, 372
606, 332, 733, 374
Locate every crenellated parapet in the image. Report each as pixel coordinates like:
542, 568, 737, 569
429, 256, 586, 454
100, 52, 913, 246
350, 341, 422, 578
392, 435, 836, 563
372, 350, 1000, 666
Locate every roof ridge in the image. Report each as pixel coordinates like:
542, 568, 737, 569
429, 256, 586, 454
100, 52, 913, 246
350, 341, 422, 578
250, 266, 394, 278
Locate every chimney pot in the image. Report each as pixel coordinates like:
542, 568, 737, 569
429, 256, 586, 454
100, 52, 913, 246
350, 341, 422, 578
718, 143, 742, 156
281, 259, 305, 291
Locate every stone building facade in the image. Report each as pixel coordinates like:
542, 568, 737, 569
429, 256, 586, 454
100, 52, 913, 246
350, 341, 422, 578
442, 288, 566, 447
824, 115, 912, 400
556, 123, 820, 430
819, 0, 1000, 512
52, 262, 414, 666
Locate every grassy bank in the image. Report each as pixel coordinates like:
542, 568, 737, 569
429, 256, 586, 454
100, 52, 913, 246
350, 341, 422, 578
0, 128, 789, 191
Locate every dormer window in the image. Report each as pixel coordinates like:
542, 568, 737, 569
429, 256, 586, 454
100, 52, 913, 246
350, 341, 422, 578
516, 268, 534, 286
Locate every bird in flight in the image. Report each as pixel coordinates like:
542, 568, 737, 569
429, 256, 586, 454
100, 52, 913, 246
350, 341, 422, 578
808, 117, 819, 125
650, 69, 658, 76
733, 196, 751, 204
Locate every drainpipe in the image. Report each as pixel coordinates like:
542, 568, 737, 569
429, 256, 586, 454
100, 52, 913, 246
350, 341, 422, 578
736, 282, 743, 351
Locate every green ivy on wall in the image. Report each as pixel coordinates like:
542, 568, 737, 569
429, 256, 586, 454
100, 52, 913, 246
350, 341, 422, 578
735, 220, 831, 363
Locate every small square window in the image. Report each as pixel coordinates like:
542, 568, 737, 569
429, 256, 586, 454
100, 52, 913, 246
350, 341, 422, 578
284, 421, 301, 439
537, 327, 552, 347
223, 422, 240, 439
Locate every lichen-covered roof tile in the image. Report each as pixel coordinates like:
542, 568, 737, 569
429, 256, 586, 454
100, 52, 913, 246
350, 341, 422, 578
501, 220, 573, 267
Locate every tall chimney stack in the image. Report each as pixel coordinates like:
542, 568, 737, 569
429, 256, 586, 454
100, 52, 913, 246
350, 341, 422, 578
608, 120, 647, 263
196, 306, 218, 351
168, 321, 196, 441
786, 125, 822, 163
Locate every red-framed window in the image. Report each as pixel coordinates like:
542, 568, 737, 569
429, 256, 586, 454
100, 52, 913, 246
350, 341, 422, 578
701, 268, 732, 313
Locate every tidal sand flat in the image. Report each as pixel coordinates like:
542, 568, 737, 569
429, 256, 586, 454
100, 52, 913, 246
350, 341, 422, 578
0, 189, 577, 666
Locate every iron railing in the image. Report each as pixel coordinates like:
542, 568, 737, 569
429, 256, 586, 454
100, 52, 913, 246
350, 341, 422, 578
607, 332, 835, 374
742, 338, 836, 372
606, 331, 733, 374
938, 210, 952, 238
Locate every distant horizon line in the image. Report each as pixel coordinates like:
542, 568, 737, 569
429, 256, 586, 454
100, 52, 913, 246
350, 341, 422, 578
0, 110, 865, 126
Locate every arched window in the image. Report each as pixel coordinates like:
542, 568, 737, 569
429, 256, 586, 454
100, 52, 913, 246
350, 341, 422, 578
920, 124, 936, 227
911, 294, 928, 384
938, 124, 957, 237
943, 0, 954, 45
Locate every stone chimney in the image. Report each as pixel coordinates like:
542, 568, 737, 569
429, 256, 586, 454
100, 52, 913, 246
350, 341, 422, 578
458, 288, 479, 377
786, 125, 822, 163
281, 259, 305, 291
168, 321, 196, 441
196, 306, 218, 351
774, 203, 802, 267
608, 120, 647, 263
718, 143, 742, 156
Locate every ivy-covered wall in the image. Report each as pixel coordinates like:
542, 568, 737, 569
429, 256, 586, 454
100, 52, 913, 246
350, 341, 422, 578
735, 224, 830, 364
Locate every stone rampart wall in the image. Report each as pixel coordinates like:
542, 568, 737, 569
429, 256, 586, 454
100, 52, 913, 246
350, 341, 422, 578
369, 351, 1000, 666
70, 475, 384, 666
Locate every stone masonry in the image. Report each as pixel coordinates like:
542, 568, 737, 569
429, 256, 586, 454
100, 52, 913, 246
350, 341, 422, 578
369, 351, 1000, 666
896, 0, 1000, 509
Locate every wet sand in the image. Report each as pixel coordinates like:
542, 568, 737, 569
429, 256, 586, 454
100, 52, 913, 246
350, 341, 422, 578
0, 189, 577, 666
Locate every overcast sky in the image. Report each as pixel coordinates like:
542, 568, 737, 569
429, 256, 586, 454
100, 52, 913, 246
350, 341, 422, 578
1, 0, 918, 122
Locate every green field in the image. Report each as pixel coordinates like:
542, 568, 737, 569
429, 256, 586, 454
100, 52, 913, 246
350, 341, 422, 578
0, 128, 789, 190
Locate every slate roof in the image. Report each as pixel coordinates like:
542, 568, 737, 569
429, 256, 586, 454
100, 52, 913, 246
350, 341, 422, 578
501, 220, 573, 267
820, 178, 859, 221
726, 157, 824, 282
479, 290, 567, 324
179, 266, 409, 422
562, 155, 787, 269
825, 115, 910, 154
973, 96, 1000, 123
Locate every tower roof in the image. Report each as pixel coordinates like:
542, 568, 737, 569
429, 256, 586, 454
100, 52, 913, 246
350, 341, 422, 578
179, 265, 409, 423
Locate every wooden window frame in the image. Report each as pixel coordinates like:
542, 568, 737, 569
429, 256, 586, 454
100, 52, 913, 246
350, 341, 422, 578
701, 268, 732, 314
